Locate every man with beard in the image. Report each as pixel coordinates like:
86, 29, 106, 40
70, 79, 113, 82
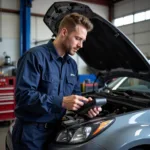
12, 12, 102, 150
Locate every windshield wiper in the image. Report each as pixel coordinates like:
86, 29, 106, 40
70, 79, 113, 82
115, 89, 150, 99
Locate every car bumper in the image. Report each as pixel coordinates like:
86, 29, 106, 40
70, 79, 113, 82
48, 142, 106, 150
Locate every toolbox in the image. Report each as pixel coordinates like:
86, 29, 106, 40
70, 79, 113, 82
81, 82, 98, 92
0, 77, 16, 122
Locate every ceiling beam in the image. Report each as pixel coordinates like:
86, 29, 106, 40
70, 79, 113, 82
112, 0, 124, 4
0, 8, 19, 14
74, 0, 111, 6
0, 8, 44, 17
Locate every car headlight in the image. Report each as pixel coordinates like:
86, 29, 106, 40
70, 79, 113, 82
56, 119, 114, 144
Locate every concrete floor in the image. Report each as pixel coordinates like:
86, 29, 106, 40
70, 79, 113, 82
0, 122, 10, 150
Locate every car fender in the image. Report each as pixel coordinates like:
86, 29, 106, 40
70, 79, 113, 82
97, 123, 150, 150
114, 125, 150, 150
95, 110, 150, 150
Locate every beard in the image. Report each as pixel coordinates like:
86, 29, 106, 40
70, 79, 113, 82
62, 36, 73, 55
61, 35, 79, 56
62, 42, 70, 54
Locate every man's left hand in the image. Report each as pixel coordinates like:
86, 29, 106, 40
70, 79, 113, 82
87, 107, 102, 118
87, 97, 102, 118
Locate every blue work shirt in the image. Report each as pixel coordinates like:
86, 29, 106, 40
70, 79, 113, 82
15, 40, 81, 123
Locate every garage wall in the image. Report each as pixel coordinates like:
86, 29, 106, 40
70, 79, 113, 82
0, 0, 20, 66
0, 0, 108, 74
114, 0, 150, 58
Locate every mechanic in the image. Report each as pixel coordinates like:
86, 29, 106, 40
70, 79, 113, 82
12, 12, 102, 150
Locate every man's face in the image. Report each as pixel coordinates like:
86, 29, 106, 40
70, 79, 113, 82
62, 25, 87, 56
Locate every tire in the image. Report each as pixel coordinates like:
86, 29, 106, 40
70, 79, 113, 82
131, 148, 144, 150
130, 147, 148, 150
5, 137, 10, 150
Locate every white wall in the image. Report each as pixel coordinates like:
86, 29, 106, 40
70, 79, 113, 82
1, 0, 19, 10
0, 0, 20, 65
0, 0, 108, 74
114, 0, 150, 58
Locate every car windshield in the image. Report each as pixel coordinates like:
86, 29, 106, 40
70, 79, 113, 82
107, 77, 150, 93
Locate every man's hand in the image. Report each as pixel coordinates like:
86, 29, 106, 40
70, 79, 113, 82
87, 107, 102, 118
87, 97, 102, 118
62, 95, 89, 111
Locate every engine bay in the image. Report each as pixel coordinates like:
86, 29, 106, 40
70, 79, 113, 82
61, 90, 150, 127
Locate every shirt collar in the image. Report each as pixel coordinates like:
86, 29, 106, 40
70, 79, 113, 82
47, 40, 71, 63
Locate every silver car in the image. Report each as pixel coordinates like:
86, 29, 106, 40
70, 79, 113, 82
6, 1, 150, 150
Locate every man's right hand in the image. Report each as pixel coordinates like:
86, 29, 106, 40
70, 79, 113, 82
62, 95, 89, 111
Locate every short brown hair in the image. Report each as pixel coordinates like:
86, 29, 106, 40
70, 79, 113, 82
58, 13, 93, 33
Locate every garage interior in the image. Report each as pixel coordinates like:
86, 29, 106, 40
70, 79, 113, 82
0, 0, 150, 149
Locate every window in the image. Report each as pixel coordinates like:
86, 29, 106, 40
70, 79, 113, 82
114, 15, 133, 27
113, 9, 150, 27
114, 17, 124, 27
123, 15, 133, 25
146, 10, 150, 20
134, 12, 146, 22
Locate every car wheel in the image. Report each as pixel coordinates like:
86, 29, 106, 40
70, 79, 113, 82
5, 144, 10, 150
131, 148, 144, 150
5, 138, 10, 150
130, 148, 147, 150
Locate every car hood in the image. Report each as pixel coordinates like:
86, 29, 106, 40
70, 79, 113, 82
44, 1, 150, 82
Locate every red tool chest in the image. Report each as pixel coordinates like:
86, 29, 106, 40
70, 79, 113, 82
0, 77, 16, 122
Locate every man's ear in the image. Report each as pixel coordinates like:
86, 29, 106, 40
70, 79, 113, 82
61, 28, 68, 37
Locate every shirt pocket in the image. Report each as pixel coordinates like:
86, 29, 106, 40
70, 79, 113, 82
64, 76, 77, 95
42, 74, 54, 83
40, 72, 58, 95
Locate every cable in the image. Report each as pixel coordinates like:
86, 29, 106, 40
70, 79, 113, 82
92, 72, 102, 92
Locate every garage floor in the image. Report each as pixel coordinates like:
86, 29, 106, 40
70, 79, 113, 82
0, 122, 9, 150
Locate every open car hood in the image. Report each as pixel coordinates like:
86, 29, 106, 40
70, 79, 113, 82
44, 1, 150, 82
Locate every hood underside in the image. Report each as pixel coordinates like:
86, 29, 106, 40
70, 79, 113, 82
44, 1, 150, 81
